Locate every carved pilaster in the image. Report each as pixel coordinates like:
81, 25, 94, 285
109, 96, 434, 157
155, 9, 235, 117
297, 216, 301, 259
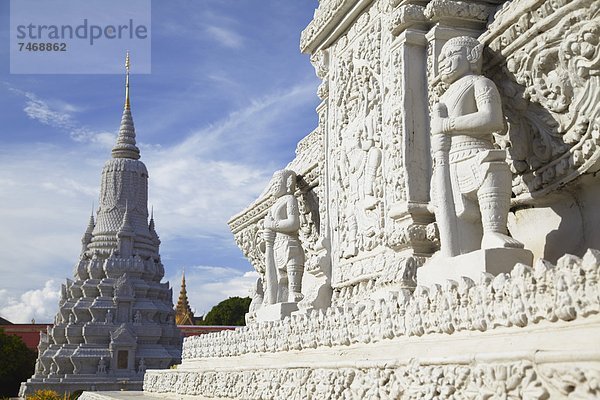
389, 3, 427, 35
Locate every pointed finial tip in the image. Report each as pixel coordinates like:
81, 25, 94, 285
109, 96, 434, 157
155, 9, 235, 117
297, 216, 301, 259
124, 51, 131, 110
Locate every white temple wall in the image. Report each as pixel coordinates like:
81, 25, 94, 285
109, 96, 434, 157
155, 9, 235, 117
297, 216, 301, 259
319, 1, 440, 307
231, 0, 600, 313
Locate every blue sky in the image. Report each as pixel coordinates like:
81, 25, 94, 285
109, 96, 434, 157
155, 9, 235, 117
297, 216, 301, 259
0, 0, 320, 322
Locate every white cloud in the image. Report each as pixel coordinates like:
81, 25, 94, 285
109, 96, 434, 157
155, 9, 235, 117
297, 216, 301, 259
21, 91, 74, 129
0, 280, 60, 324
41, 178, 98, 198
6, 85, 117, 149
204, 25, 243, 49
71, 128, 117, 149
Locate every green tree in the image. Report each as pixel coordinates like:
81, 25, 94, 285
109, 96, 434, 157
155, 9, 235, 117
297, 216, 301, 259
199, 297, 251, 326
0, 328, 37, 397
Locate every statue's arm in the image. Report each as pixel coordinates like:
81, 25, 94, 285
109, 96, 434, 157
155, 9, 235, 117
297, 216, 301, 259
274, 196, 301, 233
434, 77, 504, 136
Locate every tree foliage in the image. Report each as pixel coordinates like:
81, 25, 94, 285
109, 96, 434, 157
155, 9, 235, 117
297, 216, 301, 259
0, 328, 37, 397
199, 297, 251, 326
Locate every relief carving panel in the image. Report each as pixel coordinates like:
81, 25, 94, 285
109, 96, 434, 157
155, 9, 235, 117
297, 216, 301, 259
482, 0, 600, 201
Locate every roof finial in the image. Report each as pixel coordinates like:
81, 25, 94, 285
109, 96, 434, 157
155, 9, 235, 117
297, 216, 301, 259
112, 51, 140, 160
125, 51, 130, 110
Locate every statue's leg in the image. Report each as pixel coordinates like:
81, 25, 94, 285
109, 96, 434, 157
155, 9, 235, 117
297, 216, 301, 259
452, 161, 482, 254
288, 263, 304, 303
455, 194, 483, 254
477, 160, 524, 249
274, 244, 289, 303
277, 269, 289, 303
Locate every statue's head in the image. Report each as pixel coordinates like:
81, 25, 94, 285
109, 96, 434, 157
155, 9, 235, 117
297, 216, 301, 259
438, 36, 484, 84
271, 169, 296, 198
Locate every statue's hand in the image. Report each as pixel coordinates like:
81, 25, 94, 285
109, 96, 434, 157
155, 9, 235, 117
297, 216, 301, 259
431, 117, 445, 136
431, 102, 449, 135
263, 215, 274, 230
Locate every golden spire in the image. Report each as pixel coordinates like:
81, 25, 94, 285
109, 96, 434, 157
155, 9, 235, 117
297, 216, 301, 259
175, 269, 195, 325
125, 51, 130, 110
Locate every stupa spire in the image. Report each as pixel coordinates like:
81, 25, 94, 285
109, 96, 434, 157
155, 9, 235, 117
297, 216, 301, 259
118, 200, 134, 234
149, 206, 155, 230
86, 209, 95, 234
175, 270, 195, 325
20, 53, 181, 395
117, 200, 135, 257
80, 207, 95, 256
111, 51, 140, 160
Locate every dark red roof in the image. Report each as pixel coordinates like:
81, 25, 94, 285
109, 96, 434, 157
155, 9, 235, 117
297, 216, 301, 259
0, 324, 52, 351
0, 323, 239, 350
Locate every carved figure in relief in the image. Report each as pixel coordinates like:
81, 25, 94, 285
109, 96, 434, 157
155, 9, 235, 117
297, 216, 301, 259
105, 309, 114, 324
263, 169, 305, 304
245, 278, 264, 324
336, 61, 382, 259
555, 274, 576, 321
97, 357, 107, 374
430, 36, 524, 256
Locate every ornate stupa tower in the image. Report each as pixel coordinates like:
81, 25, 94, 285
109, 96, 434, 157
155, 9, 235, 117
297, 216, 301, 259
175, 271, 195, 325
20, 54, 181, 396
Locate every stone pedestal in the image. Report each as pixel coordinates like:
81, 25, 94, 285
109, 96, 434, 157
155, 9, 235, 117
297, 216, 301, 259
417, 248, 533, 287
256, 302, 298, 322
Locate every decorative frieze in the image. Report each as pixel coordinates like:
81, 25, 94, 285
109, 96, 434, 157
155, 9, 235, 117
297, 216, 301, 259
143, 359, 600, 399
181, 250, 600, 359
423, 0, 492, 24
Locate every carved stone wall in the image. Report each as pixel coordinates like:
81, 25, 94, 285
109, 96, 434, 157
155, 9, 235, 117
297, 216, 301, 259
479, 0, 600, 262
144, 360, 600, 400
140, 250, 600, 399
321, 1, 440, 306
179, 249, 600, 359
231, 0, 600, 307
483, 0, 600, 199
